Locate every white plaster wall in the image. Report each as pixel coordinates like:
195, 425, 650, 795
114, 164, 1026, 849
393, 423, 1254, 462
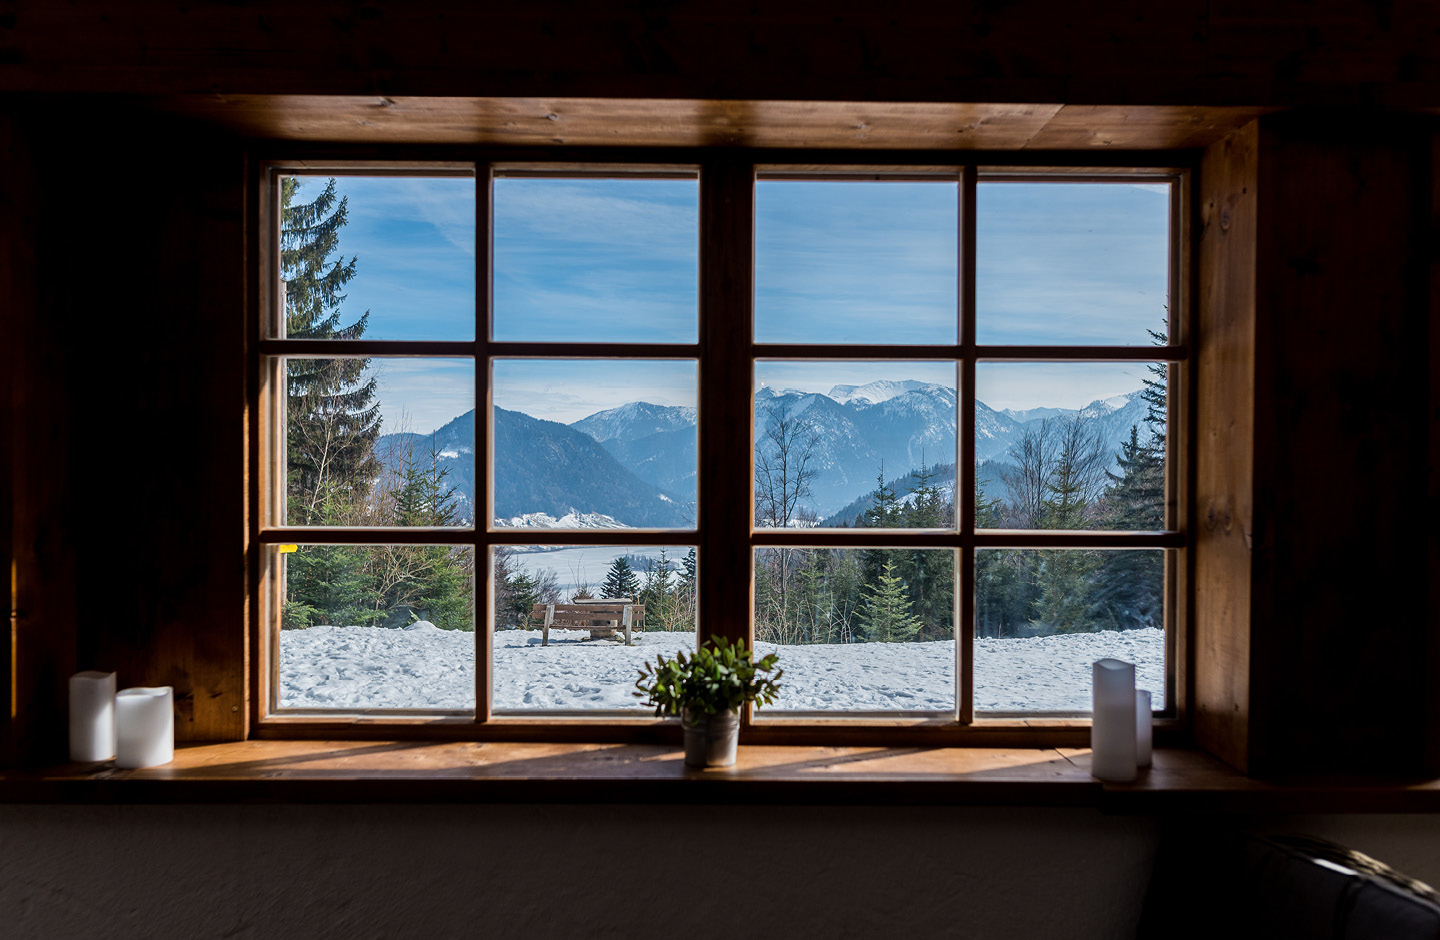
2, 804, 1159, 940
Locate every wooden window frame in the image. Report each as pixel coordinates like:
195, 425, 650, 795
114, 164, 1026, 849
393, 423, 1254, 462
249, 150, 1192, 748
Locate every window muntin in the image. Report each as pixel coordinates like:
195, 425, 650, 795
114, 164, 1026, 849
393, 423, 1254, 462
257, 160, 1186, 732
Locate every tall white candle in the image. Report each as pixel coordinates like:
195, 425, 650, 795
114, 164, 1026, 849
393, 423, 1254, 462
1091, 659, 1137, 781
68, 671, 116, 762
115, 687, 174, 769
1136, 689, 1153, 768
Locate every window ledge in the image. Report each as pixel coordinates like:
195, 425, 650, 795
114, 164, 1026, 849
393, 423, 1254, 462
2, 743, 1437, 811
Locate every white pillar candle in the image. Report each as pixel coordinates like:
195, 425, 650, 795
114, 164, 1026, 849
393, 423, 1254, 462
68, 671, 116, 762
1091, 659, 1137, 781
115, 687, 174, 769
1136, 689, 1153, 768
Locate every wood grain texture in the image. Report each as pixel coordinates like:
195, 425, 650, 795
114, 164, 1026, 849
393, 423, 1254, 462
2, 3, 1438, 107
1194, 121, 1259, 773
3, 742, 1436, 810
146, 97, 1271, 151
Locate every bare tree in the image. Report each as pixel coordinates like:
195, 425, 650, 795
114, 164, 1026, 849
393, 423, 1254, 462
1000, 419, 1056, 528
754, 399, 822, 622
754, 398, 821, 528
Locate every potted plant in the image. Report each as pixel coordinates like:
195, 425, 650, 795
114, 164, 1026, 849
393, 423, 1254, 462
634, 636, 783, 768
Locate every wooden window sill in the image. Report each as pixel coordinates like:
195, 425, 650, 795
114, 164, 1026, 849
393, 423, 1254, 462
3, 743, 1438, 811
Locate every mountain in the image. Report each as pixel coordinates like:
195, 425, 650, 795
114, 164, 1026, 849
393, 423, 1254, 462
375, 410, 478, 521
754, 384, 959, 515
492, 407, 690, 527
825, 379, 936, 405
380, 382, 1162, 528
376, 407, 692, 528
570, 403, 697, 502
571, 402, 697, 444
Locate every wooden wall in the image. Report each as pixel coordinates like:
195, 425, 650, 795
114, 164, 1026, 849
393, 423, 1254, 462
1196, 114, 1437, 775
2, 105, 248, 761
2, 1, 1440, 108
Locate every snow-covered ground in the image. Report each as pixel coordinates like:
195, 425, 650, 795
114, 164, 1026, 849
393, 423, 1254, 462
279, 625, 1165, 714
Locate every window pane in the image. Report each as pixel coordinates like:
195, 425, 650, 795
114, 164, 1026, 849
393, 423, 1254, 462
492, 359, 696, 530
974, 549, 1165, 713
754, 547, 955, 713
278, 174, 475, 341
755, 180, 958, 344
285, 357, 475, 527
277, 544, 475, 711
492, 177, 699, 343
976, 181, 1170, 345
975, 362, 1167, 530
754, 361, 956, 529
492, 545, 697, 712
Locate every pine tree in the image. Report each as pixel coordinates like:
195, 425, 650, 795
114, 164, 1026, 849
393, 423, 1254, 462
281, 177, 382, 525
600, 556, 641, 599
856, 560, 924, 643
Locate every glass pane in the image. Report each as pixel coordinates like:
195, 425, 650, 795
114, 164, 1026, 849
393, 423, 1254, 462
285, 357, 475, 527
974, 549, 1165, 713
278, 174, 475, 341
492, 177, 698, 343
754, 547, 955, 712
755, 180, 958, 344
277, 544, 476, 711
492, 359, 696, 529
976, 181, 1170, 345
754, 361, 956, 529
975, 362, 1166, 530
492, 545, 698, 712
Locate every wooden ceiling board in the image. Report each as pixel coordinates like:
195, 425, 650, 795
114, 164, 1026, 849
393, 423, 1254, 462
146, 95, 1272, 150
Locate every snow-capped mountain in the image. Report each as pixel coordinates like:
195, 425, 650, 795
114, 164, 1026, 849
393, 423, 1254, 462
384, 380, 1161, 528
824, 378, 938, 405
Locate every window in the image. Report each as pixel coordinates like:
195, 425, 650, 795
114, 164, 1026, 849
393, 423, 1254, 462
254, 157, 1187, 741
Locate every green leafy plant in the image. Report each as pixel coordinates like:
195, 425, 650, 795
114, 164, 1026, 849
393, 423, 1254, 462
634, 636, 783, 717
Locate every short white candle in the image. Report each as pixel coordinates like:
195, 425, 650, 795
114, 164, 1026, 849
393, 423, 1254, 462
1091, 658, 1137, 781
1136, 689, 1153, 768
115, 687, 174, 769
68, 671, 116, 762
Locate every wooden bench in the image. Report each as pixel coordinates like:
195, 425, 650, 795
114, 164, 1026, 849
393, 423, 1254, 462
529, 600, 646, 647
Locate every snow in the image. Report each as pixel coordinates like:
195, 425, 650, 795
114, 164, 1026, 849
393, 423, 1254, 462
279, 626, 1165, 714
494, 510, 629, 529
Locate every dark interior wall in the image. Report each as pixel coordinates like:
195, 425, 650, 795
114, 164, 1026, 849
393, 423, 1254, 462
1250, 113, 1435, 773
6, 105, 248, 759
5, 1, 1440, 107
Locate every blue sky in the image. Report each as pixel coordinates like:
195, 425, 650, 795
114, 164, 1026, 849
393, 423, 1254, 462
287, 174, 1170, 430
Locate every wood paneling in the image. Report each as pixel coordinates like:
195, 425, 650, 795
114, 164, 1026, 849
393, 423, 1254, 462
1195, 120, 1259, 773
3, 106, 79, 766
146, 97, 1271, 151
3, 112, 250, 756
2, 3, 1439, 108
1250, 113, 1433, 775
1196, 114, 1438, 776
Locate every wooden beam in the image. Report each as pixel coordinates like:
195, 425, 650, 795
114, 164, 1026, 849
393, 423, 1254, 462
1194, 120, 1259, 773
144, 96, 1273, 151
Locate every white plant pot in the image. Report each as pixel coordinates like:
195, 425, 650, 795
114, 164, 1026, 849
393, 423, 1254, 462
681, 707, 739, 768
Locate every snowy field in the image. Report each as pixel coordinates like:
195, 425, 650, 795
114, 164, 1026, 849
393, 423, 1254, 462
279, 625, 1165, 714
